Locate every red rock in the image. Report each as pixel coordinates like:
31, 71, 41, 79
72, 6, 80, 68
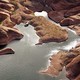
29, 16, 68, 44
22, 0, 44, 12
68, 25, 80, 36
60, 13, 80, 26
0, 2, 14, 11
40, 44, 80, 80
0, 25, 23, 46
66, 55, 80, 80
2, 17, 16, 28
10, 12, 22, 25
0, 48, 14, 55
64, 6, 80, 17
48, 10, 66, 23
0, 11, 10, 22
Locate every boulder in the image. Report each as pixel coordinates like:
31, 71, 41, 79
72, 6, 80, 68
0, 48, 14, 55
29, 16, 68, 44
0, 2, 14, 11
60, 13, 80, 26
40, 44, 80, 80
2, 17, 16, 28
22, 0, 44, 12
0, 11, 10, 22
0, 25, 23, 45
0, 0, 9, 3
68, 25, 80, 36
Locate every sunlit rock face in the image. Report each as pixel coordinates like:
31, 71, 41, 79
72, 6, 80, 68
29, 16, 68, 44
0, 25, 23, 46
40, 44, 80, 80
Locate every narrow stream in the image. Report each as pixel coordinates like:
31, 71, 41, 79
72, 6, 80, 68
0, 12, 80, 80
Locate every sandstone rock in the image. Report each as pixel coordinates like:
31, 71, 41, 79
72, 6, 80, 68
0, 11, 10, 22
45, 0, 80, 11
29, 16, 68, 44
40, 44, 80, 80
0, 0, 9, 3
50, 0, 70, 11
66, 55, 80, 80
48, 10, 66, 23
60, 13, 80, 26
10, 12, 22, 25
13, 3, 34, 21
22, 0, 44, 12
2, 17, 16, 28
0, 48, 14, 55
0, 8, 12, 15
40, 51, 67, 77
64, 6, 80, 17
68, 25, 80, 36
0, 25, 23, 46
0, 2, 14, 11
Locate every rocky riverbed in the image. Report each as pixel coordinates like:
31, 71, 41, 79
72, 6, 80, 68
0, 0, 80, 80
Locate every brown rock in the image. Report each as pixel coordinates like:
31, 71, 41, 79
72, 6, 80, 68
66, 55, 80, 80
45, 0, 60, 5
40, 44, 80, 80
10, 12, 22, 25
64, 6, 80, 17
22, 0, 44, 12
40, 51, 67, 77
0, 11, 10, 22
49, 0, 71, 11
0, 48, 14, 55
0, 8, 12, 15
45, 0, 80, 11
74, 74, 80, 80
68, 25, 80, 36
48, 10, 66, 23
20, 11, 34, 21
13, 3, 34, 21
60, 13, 80, 26
0, 0, 9, 3
16, 2, 33, 14
45, 0, 54, 6
2, 17, 16, 28
0, 25, 23, 46
0, 2, 14, 11
29, 16, 68, 44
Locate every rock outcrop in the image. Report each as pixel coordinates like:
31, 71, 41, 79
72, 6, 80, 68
40, 44, 80, 80
0, 11, 10, 22
0, 25, 23, 46
68, 24, 80, 36
29, 16, 68, 44
0, 48, 14, 55
60, 13, 80, 26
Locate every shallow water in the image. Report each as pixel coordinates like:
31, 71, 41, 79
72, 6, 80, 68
0, 12, 80, 80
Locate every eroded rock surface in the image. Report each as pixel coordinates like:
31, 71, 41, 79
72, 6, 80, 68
68, 25, 80, 36
0, 2, 14, 11
2, 17, 16, 27
60, 13, 80, 26
0, 48, 14, 55
0, 25, 23, 46
40, 44, 80, 80
22, 0, 44, 12
0, 11, 10, 22
40, 51, 67, 77
48, 10, 66, 23
29, 16, 68, 44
